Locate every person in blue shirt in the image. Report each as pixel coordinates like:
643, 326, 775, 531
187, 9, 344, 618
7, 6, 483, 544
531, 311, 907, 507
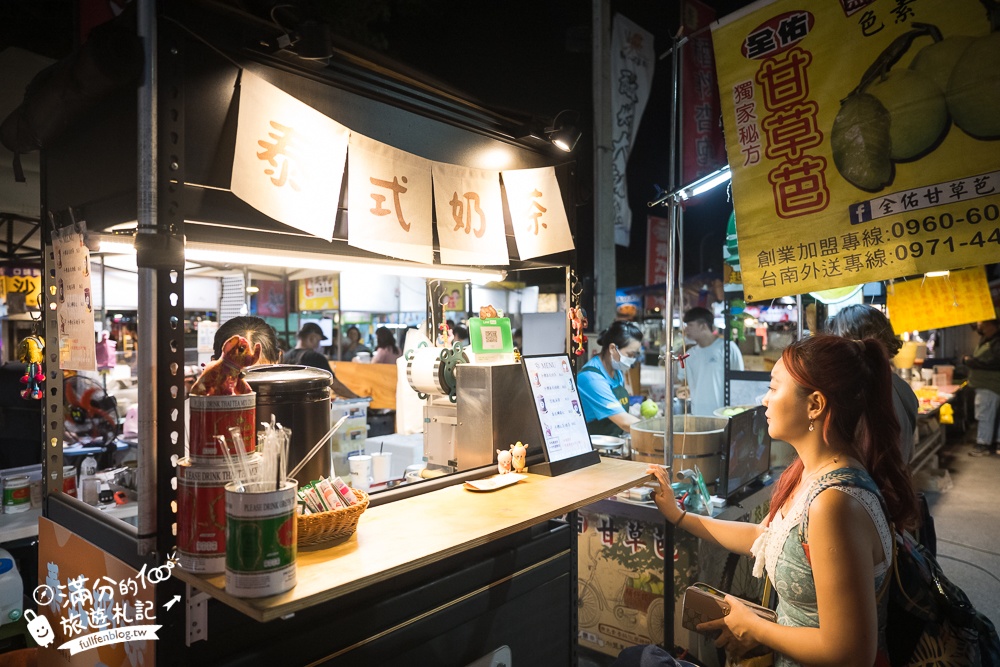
577, 320, 643, 436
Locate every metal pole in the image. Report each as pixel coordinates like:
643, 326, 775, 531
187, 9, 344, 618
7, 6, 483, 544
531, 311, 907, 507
592, 0, 617, 332
100, 255, 106, 332
663, 33, 682, 474
796, 294, 804, 340
136, 0, 158, 556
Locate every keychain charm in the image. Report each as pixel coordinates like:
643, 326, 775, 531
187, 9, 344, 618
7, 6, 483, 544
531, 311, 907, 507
17, 334, 46, 400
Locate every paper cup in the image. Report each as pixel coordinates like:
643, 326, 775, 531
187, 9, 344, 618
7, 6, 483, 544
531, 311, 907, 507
348, 455, 372, 492
370, 452, 392, 484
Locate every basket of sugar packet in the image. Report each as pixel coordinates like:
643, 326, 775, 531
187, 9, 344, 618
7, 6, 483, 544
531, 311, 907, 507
296, 475, 370, 546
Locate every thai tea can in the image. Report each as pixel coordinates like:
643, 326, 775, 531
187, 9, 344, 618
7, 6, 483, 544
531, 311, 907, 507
225, 480, 298, 598
188, 393, 257, 462
177, 455, 260, 574
2, 476, 31, 514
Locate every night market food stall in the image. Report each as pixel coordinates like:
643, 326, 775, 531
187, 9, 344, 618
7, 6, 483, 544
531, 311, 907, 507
13, 2, 654, 665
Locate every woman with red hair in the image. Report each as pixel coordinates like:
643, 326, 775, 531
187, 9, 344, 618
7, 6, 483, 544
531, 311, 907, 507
648, 335, 918, 666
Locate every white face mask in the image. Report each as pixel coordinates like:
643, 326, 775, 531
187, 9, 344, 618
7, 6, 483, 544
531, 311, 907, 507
613, 348, 637, 371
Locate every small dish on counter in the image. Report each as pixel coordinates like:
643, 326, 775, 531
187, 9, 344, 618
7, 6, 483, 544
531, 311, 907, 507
463, 473, 527, 492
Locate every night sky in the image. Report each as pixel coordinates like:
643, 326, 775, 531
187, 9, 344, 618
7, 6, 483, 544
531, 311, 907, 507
378, 0, 754, 292
1, 0, 754, 294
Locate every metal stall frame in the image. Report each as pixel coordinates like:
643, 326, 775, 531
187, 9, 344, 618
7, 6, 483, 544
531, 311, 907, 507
35, 1, 583, 659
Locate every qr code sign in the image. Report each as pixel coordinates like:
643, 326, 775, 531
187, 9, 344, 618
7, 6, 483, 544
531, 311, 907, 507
481, 326, 503, 349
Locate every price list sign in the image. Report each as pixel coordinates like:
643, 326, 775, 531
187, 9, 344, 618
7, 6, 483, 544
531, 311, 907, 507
521, 355, 594, 466
886, 266, 996, 334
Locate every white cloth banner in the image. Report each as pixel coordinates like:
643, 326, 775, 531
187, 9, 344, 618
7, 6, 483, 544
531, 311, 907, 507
231, 71, 348, 240
610, 13, 655, 247
431, 163, 509, 266
348, 133, 434, 264
502, 167, 574, 261
53, 223, 96, 371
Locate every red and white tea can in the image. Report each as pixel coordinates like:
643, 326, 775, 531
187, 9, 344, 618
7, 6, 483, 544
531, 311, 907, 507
188, 393, 256, 462
177, 454, 260, 573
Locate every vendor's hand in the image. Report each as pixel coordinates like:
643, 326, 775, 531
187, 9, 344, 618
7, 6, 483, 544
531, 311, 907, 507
675, 386, 690, 400
646, 465, 683, 524
697, 595, 765, 660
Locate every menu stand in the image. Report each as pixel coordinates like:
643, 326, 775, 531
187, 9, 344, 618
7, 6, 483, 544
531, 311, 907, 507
531, 449, 601, 476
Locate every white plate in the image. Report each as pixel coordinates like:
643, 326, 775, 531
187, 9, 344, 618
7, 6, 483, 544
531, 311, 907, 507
463, 473, 527, 492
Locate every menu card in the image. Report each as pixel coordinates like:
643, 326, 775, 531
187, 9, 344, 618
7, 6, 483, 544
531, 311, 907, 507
521, 355, 593, 463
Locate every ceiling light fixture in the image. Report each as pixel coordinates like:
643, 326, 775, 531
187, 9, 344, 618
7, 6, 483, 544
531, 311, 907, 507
678, 165, 732, 200
647, 165, 733, 207
544, 110, 582, 152
97, 238, 507, 284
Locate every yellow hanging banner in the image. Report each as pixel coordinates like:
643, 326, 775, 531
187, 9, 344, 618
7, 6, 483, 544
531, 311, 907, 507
711, 0, 1000, 302
297, 275, 339, 311
886, 266, 996, 334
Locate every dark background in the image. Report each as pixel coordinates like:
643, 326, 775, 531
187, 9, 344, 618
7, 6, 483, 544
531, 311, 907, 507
0, 0, 753, 292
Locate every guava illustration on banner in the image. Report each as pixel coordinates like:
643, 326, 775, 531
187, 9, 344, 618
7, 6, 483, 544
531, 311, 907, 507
712, 0, 1000, 301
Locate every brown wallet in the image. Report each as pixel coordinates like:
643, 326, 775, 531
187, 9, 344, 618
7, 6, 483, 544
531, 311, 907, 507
681, 582, 778, 633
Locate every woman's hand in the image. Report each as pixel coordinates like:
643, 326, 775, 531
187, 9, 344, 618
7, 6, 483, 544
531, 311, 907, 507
647, 465, 683, 524
697, 594, 766, 660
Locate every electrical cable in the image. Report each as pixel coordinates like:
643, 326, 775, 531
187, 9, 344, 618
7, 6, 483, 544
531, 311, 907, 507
937, 536, 1000, 558
935, 553, 1000, 587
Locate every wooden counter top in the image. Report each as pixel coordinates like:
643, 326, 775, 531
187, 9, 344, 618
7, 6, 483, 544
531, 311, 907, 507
173, 458, 651, 622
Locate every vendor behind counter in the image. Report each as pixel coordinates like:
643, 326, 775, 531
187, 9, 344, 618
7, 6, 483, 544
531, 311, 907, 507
577, 321, 643, 437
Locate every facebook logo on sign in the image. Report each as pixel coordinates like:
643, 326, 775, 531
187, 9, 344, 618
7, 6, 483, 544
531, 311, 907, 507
849, 201, 873, 225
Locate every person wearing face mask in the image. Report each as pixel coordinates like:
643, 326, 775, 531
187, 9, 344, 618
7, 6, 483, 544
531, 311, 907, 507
678, 306, 744, 416
577, 320, 644, 436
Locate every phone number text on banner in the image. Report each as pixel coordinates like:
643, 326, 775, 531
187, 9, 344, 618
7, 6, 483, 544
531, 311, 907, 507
711, 0, 1000, 301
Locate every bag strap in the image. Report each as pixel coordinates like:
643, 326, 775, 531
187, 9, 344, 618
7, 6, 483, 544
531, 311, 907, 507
876, 522, 896, 604
798, 469, 885, 542
798, 470, 895, 588
761, 574, 777, 610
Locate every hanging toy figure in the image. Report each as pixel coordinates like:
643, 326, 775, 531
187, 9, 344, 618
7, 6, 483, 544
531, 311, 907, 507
17, 334, 45, 400
568, 307, 588, 357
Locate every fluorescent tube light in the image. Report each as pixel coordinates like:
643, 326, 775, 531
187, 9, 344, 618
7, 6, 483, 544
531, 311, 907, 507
97, 239, 506, 284
683, 166, 732, 199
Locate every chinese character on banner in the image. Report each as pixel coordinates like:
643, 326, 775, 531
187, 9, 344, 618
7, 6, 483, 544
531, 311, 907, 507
680, 0, 728, 188
297, 276, 339, 311
431, 163, 509, 266
347, 133, 433, 264
645, 215, 670, 310
501, 167, 575, 261
712, 0, 1000, 301
610, 13, 656, 247
230, 71, 349, 241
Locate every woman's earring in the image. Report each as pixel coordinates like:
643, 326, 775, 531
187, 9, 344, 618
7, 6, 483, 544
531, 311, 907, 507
808, 419, 815, 432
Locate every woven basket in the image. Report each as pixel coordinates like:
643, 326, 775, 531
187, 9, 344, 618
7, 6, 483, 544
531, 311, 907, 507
296, 489, 369, 547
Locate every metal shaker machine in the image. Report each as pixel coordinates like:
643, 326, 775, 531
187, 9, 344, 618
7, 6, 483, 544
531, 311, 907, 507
404, 342, 542, 474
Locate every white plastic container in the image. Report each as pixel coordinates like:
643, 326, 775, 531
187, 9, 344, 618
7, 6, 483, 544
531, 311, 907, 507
330, 398, 371, 478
